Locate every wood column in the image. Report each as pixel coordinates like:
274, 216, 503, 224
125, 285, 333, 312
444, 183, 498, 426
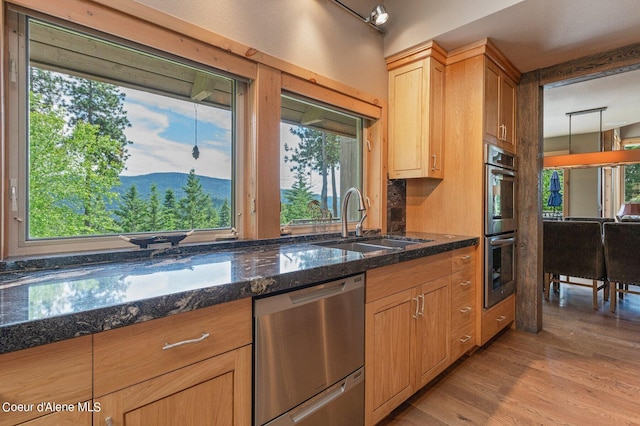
246, 64, 281, 239
516, 70, 543, 333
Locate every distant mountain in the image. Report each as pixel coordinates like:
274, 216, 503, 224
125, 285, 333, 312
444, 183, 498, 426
114, 173, 231, 208
115, 172, 335, 210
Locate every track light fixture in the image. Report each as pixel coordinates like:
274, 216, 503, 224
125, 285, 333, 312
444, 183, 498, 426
331, 1, 390, 33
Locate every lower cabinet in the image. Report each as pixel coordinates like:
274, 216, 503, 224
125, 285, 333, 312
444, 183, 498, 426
364, 249, 478, 425
0, 336, 93, 426
94, 345, 252, 426
481, 293, 515, 345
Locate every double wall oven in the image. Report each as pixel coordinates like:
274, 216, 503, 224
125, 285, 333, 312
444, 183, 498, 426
484, 145, 517, 308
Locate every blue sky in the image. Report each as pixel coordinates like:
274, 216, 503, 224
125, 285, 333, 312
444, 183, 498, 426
121, 87, 232, 180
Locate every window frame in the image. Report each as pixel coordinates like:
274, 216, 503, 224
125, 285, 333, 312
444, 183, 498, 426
2, 0, 386, 258
6, 9, 246, 256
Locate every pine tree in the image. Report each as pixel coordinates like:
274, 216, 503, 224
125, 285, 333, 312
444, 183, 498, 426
114, 185, 147, 233
219, 199, 231, 228
178, 169, 216, 229
161, 189, 178, 230
147, 184, 161, 231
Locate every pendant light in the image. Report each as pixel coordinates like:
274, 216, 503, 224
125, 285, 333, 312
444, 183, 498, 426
192, 103, 200, 160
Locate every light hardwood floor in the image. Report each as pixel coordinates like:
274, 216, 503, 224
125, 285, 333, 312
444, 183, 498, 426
379, 284, 640, 425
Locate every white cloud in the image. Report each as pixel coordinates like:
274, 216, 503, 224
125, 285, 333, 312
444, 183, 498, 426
122, 101, 231, 179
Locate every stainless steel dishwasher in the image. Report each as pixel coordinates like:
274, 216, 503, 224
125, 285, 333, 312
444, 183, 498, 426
254, 274, 365, 426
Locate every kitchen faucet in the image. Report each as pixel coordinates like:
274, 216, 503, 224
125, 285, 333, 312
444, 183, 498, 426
341, 187, 367, 238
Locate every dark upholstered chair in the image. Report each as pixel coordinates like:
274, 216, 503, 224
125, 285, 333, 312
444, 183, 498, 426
543, 221, 608, 309
564, 217, 615, 227
603, 223, 640, 312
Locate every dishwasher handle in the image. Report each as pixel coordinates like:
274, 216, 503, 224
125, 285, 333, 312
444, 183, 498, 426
254, 274, 364, 317
290, 382, 345, 424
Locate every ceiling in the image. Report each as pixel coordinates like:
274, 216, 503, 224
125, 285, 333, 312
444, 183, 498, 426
346, 0, 640, 139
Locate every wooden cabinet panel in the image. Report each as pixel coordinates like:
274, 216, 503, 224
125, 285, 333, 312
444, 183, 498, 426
388, 47, 445, 179
365, 289, 415, 425
484, 59, 517, 153
0, 336, 92, 426
416, 276, 450, 387
95, 344, 251, 426
17, 409, 91, 426
94, 298, 251, 397
481, 294, 515, 345
366, 252, 451, 303
452, 245, 476, 271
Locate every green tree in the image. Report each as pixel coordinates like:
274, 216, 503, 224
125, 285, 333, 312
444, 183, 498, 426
178, 169, 218, 229
285, 127, 341, 217
63, 76, 131, 150
66, 122, 123, 233
28, 93, 86, 237
147, 184, 161, 231
161, 189, 178, 230
29, 67, 131, 237
281, 171, 315, 224
219, 198, 231, 228
624, 146, 640, 202
114, 185, 146, 233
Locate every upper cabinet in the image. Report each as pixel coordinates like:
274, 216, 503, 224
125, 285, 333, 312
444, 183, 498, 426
484, 58, 517, 153
387, 42, 446, 179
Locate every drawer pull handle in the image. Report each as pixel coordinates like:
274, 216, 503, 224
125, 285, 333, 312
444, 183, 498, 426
460, 255, 471, 261
460, 306, 472, 314
105, 418, 113, 426
163, 332, 210, 350
459, 335, 472, 343
496, 315, 507, 322
412, 297, 420, 319
460, 280, 472, 287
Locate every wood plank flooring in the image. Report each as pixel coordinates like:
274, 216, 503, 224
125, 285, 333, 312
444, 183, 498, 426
379, 284, 640, 425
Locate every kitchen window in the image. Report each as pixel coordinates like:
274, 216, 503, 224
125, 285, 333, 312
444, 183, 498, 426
7, 12, 243, 255
280, 94, 363, 232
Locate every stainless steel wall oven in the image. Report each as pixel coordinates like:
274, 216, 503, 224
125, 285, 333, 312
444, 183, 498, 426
484, 145, 517, 308
254, 274, 364, 426
485, 145, 516, 236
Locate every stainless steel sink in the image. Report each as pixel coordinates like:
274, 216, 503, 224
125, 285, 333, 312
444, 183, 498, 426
314, 237, 432, 253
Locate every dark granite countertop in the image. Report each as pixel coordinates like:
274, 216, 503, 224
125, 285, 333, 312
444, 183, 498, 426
0, 231, 477, 354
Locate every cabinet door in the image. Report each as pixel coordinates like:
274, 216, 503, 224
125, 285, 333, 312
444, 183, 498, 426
95, 345, 251, 426
500, 75, 516, 152
18, 410, 91, 426
416, 276, 450, 387
388, 57, 444, 179
365, 288, 416, 425
484, 61, 500, 145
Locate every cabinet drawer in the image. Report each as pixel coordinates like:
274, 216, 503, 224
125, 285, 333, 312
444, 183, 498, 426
451, 268, 474, 305
0, 336, 92, 426
452, 246, 476, 272
367, 252, 451, 302
481, 294, 515, 345
451, 324, 475, 359
94, 297, 252, 397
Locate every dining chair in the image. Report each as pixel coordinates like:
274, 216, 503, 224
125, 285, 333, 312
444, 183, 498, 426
543, 220, 608, 309
603, 222, 640, 312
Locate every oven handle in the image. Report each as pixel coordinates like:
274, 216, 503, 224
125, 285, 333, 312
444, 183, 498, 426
489, 236, 516, 246
490, 168, 516, 178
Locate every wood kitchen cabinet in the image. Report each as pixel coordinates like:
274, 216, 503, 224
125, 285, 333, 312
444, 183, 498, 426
365, 249, 476, 425
407, 39, 520, 350
484, 57, 517, 153
0, 336, 92, 426
387, 41, 446, 179
94, 345, 251, 426
93, 298, 252, 425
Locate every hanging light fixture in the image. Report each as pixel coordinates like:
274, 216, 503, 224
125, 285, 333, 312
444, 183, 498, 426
331, 1, 390, 33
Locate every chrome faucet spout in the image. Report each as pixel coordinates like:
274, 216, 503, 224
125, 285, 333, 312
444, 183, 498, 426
341, 187, 367, 238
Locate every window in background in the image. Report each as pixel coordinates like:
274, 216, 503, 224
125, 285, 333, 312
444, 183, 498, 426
22, 17, 236, 242
280, 95, 363, 230
623, 144, 640, 203
542, 168, 564, 218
